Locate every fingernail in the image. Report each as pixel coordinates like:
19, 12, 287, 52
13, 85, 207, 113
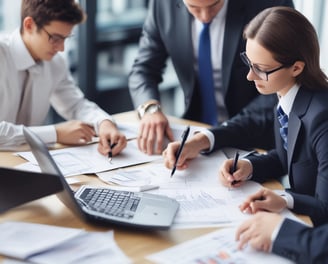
78, 138, 86, 144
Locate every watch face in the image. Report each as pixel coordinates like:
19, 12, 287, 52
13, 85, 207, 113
147, 104, 160, 114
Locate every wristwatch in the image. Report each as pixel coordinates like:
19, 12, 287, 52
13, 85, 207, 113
137, 101, 161, 119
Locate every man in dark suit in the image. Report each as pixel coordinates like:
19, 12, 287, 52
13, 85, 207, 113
236, 212, 328, 263
129, 0, 294, 154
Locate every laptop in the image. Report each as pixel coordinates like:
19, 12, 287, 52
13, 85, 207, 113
23, 127, 179, 229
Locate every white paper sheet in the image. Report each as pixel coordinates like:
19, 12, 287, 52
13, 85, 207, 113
147, 227, 295, 264
16, 140, 160, 176
0, 221, 131, 264
97, 149, 303, 229
0, 222, 83, 259
97, 149, 227, 189
151, 181, 302, 229
29, 231, 131, 264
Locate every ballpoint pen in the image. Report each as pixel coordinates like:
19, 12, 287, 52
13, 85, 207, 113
108, 142, 117, 162
171, 126, 190, 177
230, 151, 240, 185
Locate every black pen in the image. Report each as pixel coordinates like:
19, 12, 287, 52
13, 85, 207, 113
230, 151, 240, 185
171, 126, 190, 177
108, 142, 117, 162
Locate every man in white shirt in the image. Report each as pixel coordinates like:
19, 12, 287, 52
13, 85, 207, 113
0, 0, 126, 156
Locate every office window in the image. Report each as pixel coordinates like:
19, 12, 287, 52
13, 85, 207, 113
0, 0, 20, 33
294, 0, 328, 73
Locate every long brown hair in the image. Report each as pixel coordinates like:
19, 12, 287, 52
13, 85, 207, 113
243, 6, 328, 90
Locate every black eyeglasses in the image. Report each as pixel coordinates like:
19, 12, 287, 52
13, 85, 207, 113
240, 52, 288, 81
42, 27, 73, 46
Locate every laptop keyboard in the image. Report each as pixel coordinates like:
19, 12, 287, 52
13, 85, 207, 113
78, 188, 141, 219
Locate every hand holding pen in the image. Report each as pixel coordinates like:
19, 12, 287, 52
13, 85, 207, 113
108, 141, 117, 163
230, 151, 240, 186
97, 120, 127, 156
171, 126, 190, 177
219, 152, 253, 188
219, 151, 252, 188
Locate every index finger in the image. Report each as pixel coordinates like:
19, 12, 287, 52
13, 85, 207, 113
154, 123, 165, 154
165, 125, 174, 142
164, 142, 180, 164
80, 123, 96, 140
224, 160, 236, 180
235, 220, 251, 249
245, 189, 265, 203
110, 136, 127, 156
239, 189, 265, 211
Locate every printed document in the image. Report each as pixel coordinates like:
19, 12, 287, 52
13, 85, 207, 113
0, 221, 131, 264
147, 227, 294, 264
16, 140, 160, 176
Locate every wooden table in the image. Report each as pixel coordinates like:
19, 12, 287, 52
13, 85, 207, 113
0, 111, 311, 263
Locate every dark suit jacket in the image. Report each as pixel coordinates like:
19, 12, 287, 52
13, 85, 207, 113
210, 95, 276, 150
129, 0, 293, 122
246, 88, 328, 226
273, 218, 328, 263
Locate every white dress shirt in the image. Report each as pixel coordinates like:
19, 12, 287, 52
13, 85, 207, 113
0, 29, 114, 150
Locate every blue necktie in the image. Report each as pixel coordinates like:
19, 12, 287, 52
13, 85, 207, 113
277, 106, 288, 150
198, 23, 217, 126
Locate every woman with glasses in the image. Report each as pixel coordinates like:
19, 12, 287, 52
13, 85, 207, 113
219, 6, 328, 227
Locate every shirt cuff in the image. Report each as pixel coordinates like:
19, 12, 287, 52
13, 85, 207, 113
29, 125, 57, 144
94, 117, 116, 136
274, 190, 294, 209
241, 158, 253, 180
198, 129, 215, 154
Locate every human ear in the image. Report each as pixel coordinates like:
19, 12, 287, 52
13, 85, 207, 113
22, 16, 36, 34
291, 61, 305, 77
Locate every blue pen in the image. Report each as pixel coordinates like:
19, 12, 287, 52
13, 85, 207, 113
171, 126, 190, 177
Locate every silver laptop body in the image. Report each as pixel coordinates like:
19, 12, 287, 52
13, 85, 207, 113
23, 127, 179, 229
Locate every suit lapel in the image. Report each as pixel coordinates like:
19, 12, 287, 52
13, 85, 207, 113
287, 112, 301, 168
222, 0, 246, 94
287, 88, 312, 171
175, 1, 196, 93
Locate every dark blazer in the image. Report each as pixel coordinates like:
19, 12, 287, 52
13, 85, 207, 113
273, 218, 328, 263
210, 95, 277, 150
129, 0, 294, 122
246, 88, 328, 226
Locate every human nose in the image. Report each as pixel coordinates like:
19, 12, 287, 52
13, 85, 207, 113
247, 67, 260, 81
198, 9, 212, 23
54, 41, 65, 52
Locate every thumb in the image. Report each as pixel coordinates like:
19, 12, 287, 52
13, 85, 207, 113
250, 199, 266, 213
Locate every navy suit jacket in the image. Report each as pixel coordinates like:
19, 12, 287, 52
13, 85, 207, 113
246, 88, 328, 226
129, 0, 294, 124
273, 218, 328, 263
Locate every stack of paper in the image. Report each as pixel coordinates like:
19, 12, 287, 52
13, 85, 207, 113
0, 221, 131, 264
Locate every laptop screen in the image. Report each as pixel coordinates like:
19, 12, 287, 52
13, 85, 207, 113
23, 127, 86, 219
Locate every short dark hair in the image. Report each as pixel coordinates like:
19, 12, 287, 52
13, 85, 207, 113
20, 0, 86, 31
244, 7, 328, 90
